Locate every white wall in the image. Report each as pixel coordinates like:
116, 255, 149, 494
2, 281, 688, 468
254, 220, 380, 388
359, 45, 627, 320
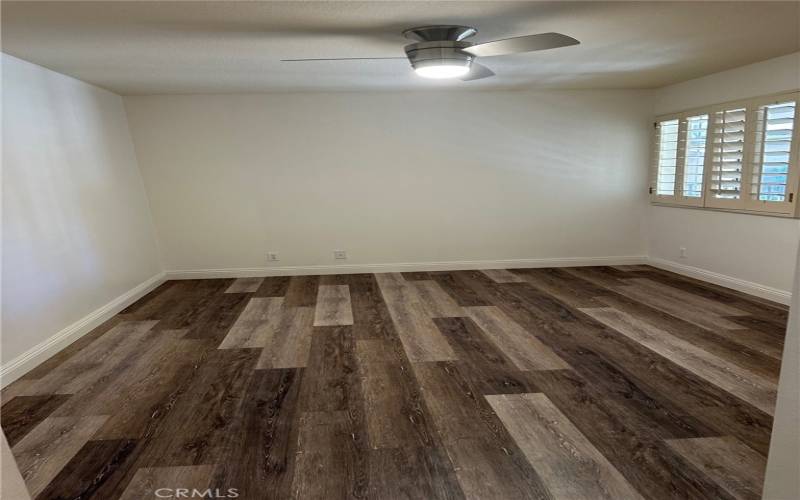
649, 52, 800, 297
763, 242, 800, 499
1, 55, 162, 369
124, 90, 652, 274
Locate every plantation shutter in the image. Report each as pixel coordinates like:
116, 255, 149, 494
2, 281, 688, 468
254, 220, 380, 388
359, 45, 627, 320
651, 118, 680, 202
744, 94, 799, 214
651, 91, 799, 217
706, 106, 747, 209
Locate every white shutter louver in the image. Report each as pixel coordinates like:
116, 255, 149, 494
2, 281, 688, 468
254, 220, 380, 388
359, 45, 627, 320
709, 107, 746, 201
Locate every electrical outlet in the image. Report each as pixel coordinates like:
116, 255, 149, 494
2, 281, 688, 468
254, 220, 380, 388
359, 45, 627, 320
267, 252, 279, 262
679, 247, 687, 259
333, 250, 347, 260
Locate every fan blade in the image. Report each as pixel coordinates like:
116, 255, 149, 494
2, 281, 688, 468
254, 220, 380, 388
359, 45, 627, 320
281, 57, 406, 62
461, 63, 495, 81
462, 32, 579, 58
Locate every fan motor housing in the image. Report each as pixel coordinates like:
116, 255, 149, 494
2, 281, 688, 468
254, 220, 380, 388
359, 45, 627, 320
404, 40, 474, 71
402, 25, 477, 72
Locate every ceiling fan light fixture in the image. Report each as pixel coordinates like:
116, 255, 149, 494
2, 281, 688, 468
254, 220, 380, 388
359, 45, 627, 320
414, 61, 471, 79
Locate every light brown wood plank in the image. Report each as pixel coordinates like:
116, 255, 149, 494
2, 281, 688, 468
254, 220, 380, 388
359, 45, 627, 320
481, 268, 526, 283
717, 328, 784, 360
224, 277, 264, 293
581, 307, 777, 415
52, 330, 193, 420
627, 278, 749, 317
313, 285, 354, 326
12, 415, 108, 498
23, 321, 159, 396
257, 306, 315, 369
1, 379, 36, 404
487, 393, 643, 500
412, 280, 465, 318
614, 283, 747, 331
375, 273, 456, 362
665, 436, 766, 500
593, 293, 782, 383
118, 465, 217, 500
464, 306, 569, 371
218, 297, 283, 349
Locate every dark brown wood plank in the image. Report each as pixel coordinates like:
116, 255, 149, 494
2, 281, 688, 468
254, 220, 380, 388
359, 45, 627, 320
214, 368, 305, 500
254, 276, 291, 297
121, 348, 258, 467
368, 446, 464, 499
156, 279, 231, 330
356, 339, 434, 449
665, 436, 766, 500
182, 291, 251, 341
35, 439, 137, 500
433, 317, 540, 395
291, 410, 368, 499
119, 280, 175, 314
344, 273, 396, 341
283, 275, 320, 307
401, 271, 433, 281
299, 326, 359, 413
429, 271, 491, 307
1, 394, 71, 446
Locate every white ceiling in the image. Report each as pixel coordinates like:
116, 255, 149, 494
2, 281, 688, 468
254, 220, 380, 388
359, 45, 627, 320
2, 1, 798, 95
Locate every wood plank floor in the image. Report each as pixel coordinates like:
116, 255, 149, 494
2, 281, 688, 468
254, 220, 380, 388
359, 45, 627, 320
1, 266, 788, 500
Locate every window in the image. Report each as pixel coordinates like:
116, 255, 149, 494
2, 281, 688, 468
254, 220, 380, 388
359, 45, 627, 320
650, 91, 799, 217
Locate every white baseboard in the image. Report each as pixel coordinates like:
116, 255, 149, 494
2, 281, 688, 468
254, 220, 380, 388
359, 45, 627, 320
164, 255, 649, 280
0, 272, 167, 387
647, 257, 791, 305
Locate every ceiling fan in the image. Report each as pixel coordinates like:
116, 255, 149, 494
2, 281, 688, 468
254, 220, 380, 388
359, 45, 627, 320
281, 25, 580, 81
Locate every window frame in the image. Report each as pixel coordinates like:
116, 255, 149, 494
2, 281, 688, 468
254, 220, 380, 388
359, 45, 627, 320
651, 90, 800, 218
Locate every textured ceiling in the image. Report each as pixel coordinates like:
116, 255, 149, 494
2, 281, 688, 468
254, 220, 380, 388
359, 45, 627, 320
2, 1, 799, 95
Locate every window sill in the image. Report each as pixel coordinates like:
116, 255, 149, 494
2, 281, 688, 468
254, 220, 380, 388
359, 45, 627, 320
650, 202, 798, 219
